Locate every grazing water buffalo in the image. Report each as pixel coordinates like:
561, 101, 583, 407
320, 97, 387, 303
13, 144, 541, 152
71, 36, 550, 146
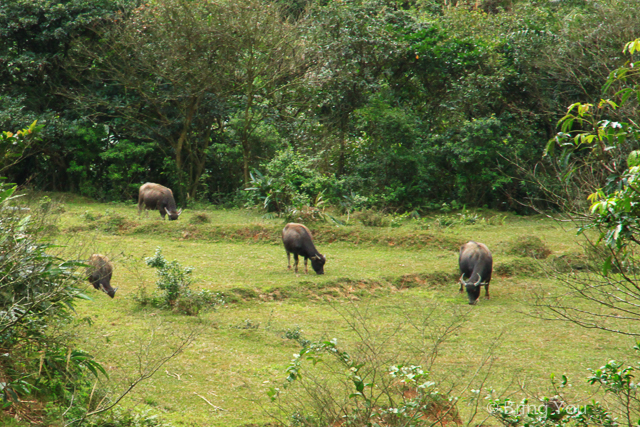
138, 183, 182, 220
459, 241, 493, 305
282, 223, 326, 275
87, 254, 117, 298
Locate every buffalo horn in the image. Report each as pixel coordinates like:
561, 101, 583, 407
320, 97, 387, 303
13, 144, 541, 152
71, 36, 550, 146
459, 274, 466, 284
475, 275, 483, 287
177, 208, 183, 216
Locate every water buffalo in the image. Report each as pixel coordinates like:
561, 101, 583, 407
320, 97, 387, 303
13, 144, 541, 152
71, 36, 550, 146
138, 183, 182, 220
282, 223, 326, 275
459, 241, 492, 305
86, 254, 117, 298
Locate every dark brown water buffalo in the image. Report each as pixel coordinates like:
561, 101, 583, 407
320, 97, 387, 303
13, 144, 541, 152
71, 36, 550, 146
459, 241, 493, 305
86, 254, 117, 298
138, 183, 182, 220
282, 223, 326, 274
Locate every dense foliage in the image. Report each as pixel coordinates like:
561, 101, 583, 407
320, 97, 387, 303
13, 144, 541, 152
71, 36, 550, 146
2, 0, 638, 211
0, 185, 105, 423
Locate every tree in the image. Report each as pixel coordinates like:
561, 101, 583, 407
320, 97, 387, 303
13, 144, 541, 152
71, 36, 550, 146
69, 0, 229, 201
223, 0, 307, 185
0, 0, 136, 193
540, 39, 640, 337
301, 0, 411, 177
70, 0, 304, 200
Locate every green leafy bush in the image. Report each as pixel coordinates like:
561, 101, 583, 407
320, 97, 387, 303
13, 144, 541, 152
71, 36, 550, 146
245, 149, 343, 213
0, 184, 107, 421
82, 407, 171, 427
271, 338, 460, 426
141, 248, 224, 315
488, 346, 640, 427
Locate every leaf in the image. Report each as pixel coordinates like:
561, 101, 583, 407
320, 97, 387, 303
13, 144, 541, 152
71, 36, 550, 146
0, 185, 17, 204
559, 117, 575, 133
603, 255, 613, 276
599, 99, 619, 109
624, 39, 640, 55
619, 88, 636, 105
543, 138, 556, 157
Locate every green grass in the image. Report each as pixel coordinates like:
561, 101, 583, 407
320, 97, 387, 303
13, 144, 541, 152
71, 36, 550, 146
25, 195, 636, 426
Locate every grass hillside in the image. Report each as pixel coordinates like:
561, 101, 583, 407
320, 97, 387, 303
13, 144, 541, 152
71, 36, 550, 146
19, 195, 634, 426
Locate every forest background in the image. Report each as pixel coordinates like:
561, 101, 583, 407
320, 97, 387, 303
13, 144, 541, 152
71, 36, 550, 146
3, 0, 638, 213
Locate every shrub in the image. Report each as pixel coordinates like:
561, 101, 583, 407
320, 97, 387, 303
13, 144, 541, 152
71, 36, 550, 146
433, 214, 458, 228
355, 210, 390, 227
90, 210, 131, 234
267, 304, 471, 427
245, 149, 343, 213
488, 346, 640, 427
282, 326, 310, 347
141, 248, 224, 315
506, 236, 552, 259
82, 210, 98, 222
188, 212, 211, 224
0, 183, 107, 422
82, 407, 171, 427
271, 339, 460, 426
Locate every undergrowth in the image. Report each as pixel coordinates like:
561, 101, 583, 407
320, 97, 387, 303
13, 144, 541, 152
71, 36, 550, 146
136, 247, 225, 315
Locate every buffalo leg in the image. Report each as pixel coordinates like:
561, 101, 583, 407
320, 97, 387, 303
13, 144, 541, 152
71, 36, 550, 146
304, 257, 308, 274
293, 254, 299, 273
485, 284, 490, 299
286, 252, 292, 270
459, 274, 465, 293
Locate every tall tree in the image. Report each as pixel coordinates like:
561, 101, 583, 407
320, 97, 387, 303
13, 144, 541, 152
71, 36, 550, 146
70, 0, 304, 198
224, 0, 307, 184
0, 0, 135, 189
302, 0, 410, 177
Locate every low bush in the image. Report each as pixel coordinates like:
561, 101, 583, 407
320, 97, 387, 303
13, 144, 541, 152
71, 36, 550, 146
355, 210, 390, 227
138, 248, 224, 315
188, 212, 211, 224
267, 304, 471, 427
0, 182, 108, 423
82, 407, 170, 427
271, 339, 460, 426
488, 346, 640, 427
505, 236, 552, 259
81, 209, 132, 234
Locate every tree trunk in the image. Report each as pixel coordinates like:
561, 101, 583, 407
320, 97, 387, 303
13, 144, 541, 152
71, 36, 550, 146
336, 127, 346, 177
242, 139, 251, 185
241, 82, 255, 186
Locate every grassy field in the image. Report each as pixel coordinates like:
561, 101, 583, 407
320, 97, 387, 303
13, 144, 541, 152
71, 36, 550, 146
25, 195, 637, 426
